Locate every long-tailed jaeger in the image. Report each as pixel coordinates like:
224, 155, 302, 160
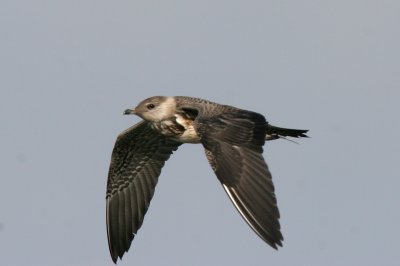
106, 96, 308, 263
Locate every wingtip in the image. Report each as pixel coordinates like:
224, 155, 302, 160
109, 245, 121, 264
111, 252, 123, 264
269, 238, 283, 250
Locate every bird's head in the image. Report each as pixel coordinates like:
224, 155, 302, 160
124, 96, 176, 122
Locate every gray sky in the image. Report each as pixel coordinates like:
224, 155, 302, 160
1, 1, 399, 265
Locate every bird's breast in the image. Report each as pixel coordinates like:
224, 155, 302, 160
174, 114, 201, 143
152, 115, 201, 144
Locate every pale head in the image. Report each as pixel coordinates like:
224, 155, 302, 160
124, 96, 176, 122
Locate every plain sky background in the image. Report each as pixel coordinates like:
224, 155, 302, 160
1, 1, 399, 265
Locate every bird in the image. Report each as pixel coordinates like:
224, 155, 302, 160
106, 96, 308, 263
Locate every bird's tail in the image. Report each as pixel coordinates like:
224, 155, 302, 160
266, 124, 309, 141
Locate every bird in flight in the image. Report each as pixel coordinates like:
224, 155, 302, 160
106, 96, 308, 263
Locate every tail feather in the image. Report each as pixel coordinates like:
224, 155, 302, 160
266, 125, 309, 141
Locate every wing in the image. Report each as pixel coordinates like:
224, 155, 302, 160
198, 111, 283, 248
106, 121, 181, 263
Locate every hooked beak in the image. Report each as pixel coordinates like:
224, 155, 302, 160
123, 108, 136, 115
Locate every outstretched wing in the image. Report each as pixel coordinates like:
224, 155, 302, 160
106, 121, 181, 263
198, 111, 283, 248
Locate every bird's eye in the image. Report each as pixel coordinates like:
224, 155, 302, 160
146, 104, 155, 110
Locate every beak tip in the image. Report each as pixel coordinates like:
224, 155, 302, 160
123, 109, 135, 115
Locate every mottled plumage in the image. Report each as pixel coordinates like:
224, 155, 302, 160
106, 96, 308, 263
